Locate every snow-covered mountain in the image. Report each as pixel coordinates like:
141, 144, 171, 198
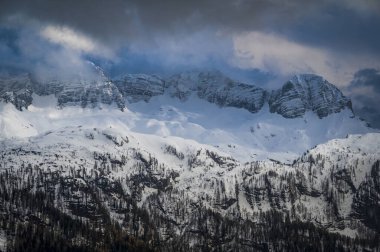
0, 70, 372, 161
269, 74, 352, 118
0, 126, 379, 250
0, 68, 379, 251
0, 66, 125, 111
0, 70, 352, 118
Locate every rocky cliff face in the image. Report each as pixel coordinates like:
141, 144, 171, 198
167, 71, 267, 113
0, 69, 353, 120
0, 74, 34, 110
352, 160, 380, 233
0, 73, 126, 111
54, 78, 125, 110
113, 73, 165, 103
269, 74, 352, 118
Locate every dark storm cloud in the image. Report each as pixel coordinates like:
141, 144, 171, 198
348, 69, 380, 128
0, 0, 307, 37
283, 4, 380, 55
1, 0, 379, 55
0, 0, 378, 81
351, 69, 380, 92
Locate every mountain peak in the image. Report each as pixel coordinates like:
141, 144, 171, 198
269, 74, 352, 118
293, 73, 324, 82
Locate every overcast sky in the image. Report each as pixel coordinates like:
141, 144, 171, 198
0, 0, 380, 127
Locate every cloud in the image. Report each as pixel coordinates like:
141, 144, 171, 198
232, 32, 328, 75
40, 25, 114, 59
0, 0, 379, 127
127, 30, 234, 70
335, 0, 380, 15
232, 31, 380, 87
0, 21, 105, 81
0, 0, 380, 88
41, 26, 94, 53
350, 69, 380, 92
1, 0, 379, 54
346, 68, 380, 128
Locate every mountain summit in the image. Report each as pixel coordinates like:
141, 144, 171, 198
269, 74, 352, 118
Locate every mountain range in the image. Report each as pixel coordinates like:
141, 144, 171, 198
0, 68, 352, 119
0, 66, 379, 251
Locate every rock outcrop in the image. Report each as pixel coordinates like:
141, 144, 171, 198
113, 74, 165, 103
167, 71, 267, 113
269, 74, 352, 118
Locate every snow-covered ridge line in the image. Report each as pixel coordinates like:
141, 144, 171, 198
0, 67, 374, 163
0, 68, 352, 119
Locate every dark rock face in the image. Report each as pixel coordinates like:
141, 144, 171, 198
113, 72, 353, 118
0, 74, 34, 110
56, 80, 125, 110
269, 74, 352, 118
0, 73, 126, 110
167, 71, 267, 113
0, 69, 353, 120
352, 160, 380, 232
113, 74, 165, 103
31, 79, 64, 96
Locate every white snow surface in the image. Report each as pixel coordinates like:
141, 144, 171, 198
0, 93, 375, 162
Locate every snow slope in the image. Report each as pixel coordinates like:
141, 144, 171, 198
0, 93, 374, 163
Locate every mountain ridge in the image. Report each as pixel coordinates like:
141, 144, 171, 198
0, 66, 379, 251
0, 68, 354, 120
